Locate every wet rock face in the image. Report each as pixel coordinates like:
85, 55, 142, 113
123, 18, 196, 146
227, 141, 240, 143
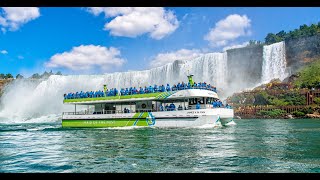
285, 34, 320, 74
226, 45, 264, 91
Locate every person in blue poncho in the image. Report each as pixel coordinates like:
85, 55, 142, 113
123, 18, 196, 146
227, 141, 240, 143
149, 85, 153, 93
196, 102, 200, 109
177, 82, 181, 90
198, 82, 202, 89
212, 101, 216, 108
120, 88, 125, 96
181, 82, 185, 90
172, 84, 177, 91
132, 87, 137, 94
169, 103, 176, 111
139, 87, 144, 94
160, 104, 164, 111
160, 85, 165, 92
165, 104, 169, 111
166, 84, 171, 91
144, 86, 148, 93
193, 82, 197, 88
154, 84, 158, 92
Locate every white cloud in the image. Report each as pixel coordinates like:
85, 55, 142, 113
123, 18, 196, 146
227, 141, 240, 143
45, 45, 126, 72
0, 7, 40, 31
0, 50, 8, 54
87, 7, 179, 40
222, 41, 249, 51
204, 14, 251, 47
149, 49, 204, 68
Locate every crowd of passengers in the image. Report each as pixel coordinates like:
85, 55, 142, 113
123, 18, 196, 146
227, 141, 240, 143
64, 81, 217, 99
158, 100, 232, 111
122, 100, 231, 113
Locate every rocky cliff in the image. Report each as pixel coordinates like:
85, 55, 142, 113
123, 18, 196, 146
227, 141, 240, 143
285, 34, 320, 74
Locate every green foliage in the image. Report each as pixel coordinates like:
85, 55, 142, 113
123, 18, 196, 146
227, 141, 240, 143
253, 91, 270, 105
265, 33, 283, 44
294, 60, 320, 89
292, 111, 306, 117
4, 73, 13, 79
314, 97, 320, 105
265, 22, 320, 44
0, 73, 5, 79
301, 107, 314, 114
248, 40, 264, 46
257, 109, 286, 117
276, 91, 306, 105
270, 98, 289, 106
16, 74, 24, 79
30, 71, 61, 79
31, 73, 41, 79
5, 74, 12, 78
230, 95, 241, 104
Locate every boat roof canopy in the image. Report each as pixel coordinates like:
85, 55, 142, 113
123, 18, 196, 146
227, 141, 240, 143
64, 89, 219, 105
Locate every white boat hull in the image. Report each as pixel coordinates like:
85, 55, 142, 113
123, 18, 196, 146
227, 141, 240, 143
62, 108, 234, 128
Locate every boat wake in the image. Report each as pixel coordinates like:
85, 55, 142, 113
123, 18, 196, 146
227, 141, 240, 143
225, 121, 237, 126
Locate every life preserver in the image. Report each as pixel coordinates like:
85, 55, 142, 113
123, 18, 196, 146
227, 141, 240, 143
141, 103, 147, 108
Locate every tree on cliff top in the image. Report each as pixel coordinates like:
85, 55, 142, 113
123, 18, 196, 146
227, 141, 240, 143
265, 33, 283, 44
31, 73, 40, 79
265, 22, 320, 44
16, 74, 24, 79
5, 74, 13, 79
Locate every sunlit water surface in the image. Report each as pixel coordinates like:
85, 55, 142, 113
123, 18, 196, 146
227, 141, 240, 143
0, 119, 320, 173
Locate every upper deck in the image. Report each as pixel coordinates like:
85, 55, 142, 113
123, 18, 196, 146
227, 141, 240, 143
63, 74, 220, 105
64, 88, 219, 105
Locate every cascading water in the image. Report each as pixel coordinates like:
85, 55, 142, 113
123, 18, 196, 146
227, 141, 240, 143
261, 41, 287, 84
0, 41, 289, 124
0, 53, 228, 123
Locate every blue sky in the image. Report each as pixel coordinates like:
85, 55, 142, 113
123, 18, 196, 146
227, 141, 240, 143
0, 7, 320, 77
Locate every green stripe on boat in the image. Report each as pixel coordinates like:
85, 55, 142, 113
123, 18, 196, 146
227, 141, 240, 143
64, 92, 162, 103
156, 91, 176, 100
62, 112, 154, 128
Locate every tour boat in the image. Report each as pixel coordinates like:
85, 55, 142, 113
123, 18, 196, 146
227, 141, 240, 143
62, 75, 234, 128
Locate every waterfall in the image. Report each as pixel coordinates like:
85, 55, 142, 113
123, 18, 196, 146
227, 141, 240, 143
261, 41, 287, 83
0, 41, 290, 124
0, 53, 228, 123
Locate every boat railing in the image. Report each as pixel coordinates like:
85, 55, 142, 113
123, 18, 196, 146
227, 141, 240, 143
62, 106, 232, 115
64, 85, 218, 100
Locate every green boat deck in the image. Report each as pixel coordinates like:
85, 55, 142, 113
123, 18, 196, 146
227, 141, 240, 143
63, 92, 164, 103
